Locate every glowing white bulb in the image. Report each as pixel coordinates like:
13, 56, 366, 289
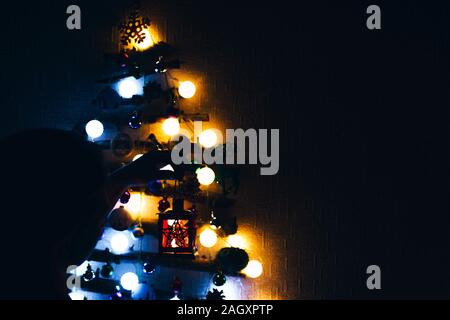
162, 117, 180, 136
199, 228, 217, 248
110, 233, 129, 254
242, 260, 263, 278
199, 130, 218, 148
196, 167, 215, 186
178, 81, 196, 99
85, 120, 104, 139
227, 235, 246, 249
120, 272, 139, 291
118, 77, 143, 98
134, 29, 154, 51
133, 154, 143, 161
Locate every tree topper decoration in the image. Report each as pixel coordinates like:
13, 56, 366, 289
119, 8, 151, 47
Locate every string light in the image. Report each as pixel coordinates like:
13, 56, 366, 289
178, 81, 196, 99
242, 260, 263, 278
118, 77, 143, 98
110, 233, 130, 254
120, 272, 139, 291
162, 117, 180, 136
199, 129, 218, 148
85, 120, 104, 139
196, 167, 215, 186
199, 228, 217, 248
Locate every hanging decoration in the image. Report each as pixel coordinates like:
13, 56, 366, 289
119, 8, 152, 50
100, 262, 114, 278
215, 247, 249, 274
107, 206, 133, 231
206, 288, 225, 300
119, 190, 131, 204
128, 111, 142, 129
212, 272, 226, 286
82, 264, 95, 282
143, 261, 156, 274
157, 197, 170, 212
158, 201, 197, 254
132, 224, 145, 238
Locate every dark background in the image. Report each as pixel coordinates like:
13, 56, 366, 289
1, 0, 449, 299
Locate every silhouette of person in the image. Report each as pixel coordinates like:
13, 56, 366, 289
0, 129, 177, 299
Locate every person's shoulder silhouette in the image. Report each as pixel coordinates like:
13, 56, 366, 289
0, 129, 108, 299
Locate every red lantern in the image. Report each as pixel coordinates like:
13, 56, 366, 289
158, 202, 197, 255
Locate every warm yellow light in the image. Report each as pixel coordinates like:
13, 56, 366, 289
133, 154, 143, 161
178, 81, 196, 99
196, 167, 215, 186
199, 228, 217, 248
199, 130, 218, 148
242, 260, 263, 278
227, 235, 246, 249
162, 117, 180, 136
124, 193, 142, 218
134, 29, 154, 51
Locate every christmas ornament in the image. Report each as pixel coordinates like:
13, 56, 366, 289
158, 197, 170, 212
132, 225, 145, 238
82, 264, 95, 282
147, 180, 163, 195
212, 272, 226, 286
108, 205, 133, 231
143, 261, 156, 274
119, 9, 151, 47
100, 262, 114, 278
119, 190, 131, 204
128, 112, 142, 129
206, 288, 225, 300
